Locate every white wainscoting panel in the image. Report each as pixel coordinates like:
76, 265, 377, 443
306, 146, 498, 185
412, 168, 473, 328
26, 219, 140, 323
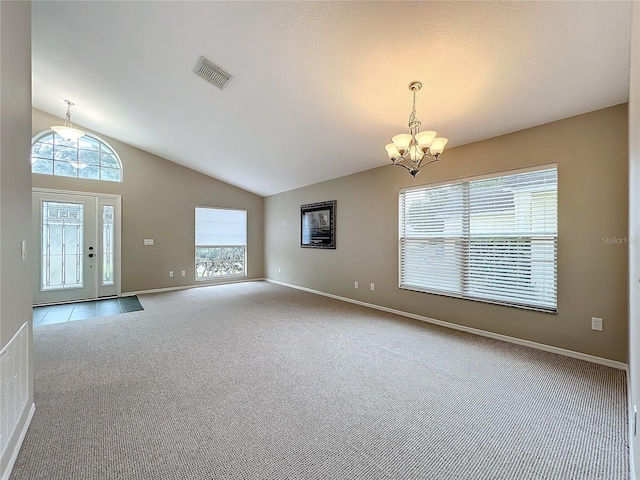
0, 322, 29, 461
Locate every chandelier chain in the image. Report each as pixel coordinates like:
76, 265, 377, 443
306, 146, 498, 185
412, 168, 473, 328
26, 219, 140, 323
64, 100, 74, 127
51, 99, 85, 141
408, 89, 421, 131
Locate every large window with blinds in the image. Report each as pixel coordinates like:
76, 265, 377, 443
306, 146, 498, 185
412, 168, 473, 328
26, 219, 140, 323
399, 165, 557, 312
195, 207, 247, 279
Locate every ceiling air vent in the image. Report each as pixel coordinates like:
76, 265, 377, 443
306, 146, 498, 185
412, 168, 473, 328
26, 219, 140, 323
194, 56, 232, 90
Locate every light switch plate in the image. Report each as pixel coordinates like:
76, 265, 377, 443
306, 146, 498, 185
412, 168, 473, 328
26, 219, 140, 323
144, 239, 154, 246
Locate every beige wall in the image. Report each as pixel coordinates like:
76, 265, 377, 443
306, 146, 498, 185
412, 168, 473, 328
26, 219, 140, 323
266, 104, 629, 362
0, 1, 33, 477
0, 2, 32, 348
628, 0, 640, 475
32, 109, 264, 294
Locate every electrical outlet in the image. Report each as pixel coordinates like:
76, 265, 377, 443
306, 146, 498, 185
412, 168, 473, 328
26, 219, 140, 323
354, 281, 359, 289
370, 283, 375, 291
169, 271, 174, 278
591, 317, 603, 331
181, 270, 185, 276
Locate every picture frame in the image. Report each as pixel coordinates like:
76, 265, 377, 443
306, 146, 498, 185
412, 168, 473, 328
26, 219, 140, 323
300, 200, 336, 249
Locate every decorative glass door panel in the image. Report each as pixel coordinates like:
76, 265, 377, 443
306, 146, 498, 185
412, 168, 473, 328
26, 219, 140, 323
41, 201, 85, 290
99, 200, 118, 298
102, 205, 114, 286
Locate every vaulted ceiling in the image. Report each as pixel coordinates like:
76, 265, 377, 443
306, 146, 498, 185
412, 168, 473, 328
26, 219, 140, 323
32, 1, 631, 196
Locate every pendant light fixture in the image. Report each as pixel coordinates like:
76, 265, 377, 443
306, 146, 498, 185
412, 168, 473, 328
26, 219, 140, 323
384, 81, 448, 177
51, 100, 85, 141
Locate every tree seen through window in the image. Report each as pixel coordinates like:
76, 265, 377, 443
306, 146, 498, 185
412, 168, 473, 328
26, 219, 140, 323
31, 131, 122, 182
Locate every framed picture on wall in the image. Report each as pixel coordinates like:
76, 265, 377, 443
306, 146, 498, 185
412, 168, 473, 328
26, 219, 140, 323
300, 200, 336, 249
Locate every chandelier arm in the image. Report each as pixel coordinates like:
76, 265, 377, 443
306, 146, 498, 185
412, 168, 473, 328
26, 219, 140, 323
392, 160, 415, 173
398, 154, 419, 170
416, 157, 441, 169
400, 149, 423, 166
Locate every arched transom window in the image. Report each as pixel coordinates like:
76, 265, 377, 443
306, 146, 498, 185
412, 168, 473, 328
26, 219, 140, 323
31, 131, 123, 182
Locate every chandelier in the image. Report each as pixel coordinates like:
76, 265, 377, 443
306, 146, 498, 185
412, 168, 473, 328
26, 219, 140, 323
51, 100, 85, 141
384, 81, 448, 177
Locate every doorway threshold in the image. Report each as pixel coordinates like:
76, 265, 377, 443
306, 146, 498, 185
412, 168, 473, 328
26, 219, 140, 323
33, 296, 143, 326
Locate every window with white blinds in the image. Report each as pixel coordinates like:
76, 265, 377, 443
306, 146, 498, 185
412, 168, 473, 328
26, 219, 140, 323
399, 166, 558, 312
195, 207, 247, 279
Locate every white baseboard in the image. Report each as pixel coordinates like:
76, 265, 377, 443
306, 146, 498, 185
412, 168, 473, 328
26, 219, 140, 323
266, 279, 627, 370
34, 278, 268, 304
127, 277, 267, 297
1, 403, 35, 480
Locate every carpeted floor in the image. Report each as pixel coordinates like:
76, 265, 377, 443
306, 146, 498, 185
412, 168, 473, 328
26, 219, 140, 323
10, 281, 629, 479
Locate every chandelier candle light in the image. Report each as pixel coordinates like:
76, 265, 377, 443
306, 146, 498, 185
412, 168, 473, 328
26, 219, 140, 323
385, 81, 448, 177
51, 100, 85, 141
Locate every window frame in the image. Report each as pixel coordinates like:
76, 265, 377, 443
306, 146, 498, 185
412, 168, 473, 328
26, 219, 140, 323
399, 164, 558, 313
195, 206, 248, 280
31, 130, 123, 182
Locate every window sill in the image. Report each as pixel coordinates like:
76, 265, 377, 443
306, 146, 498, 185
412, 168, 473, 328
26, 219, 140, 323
399, 284, 557, 314
196, 274, 247, 282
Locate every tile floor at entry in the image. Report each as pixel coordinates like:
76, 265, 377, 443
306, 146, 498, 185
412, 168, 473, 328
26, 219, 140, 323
33, 296, 144, 326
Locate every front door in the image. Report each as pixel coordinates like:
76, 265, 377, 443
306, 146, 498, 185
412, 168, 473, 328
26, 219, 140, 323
32, 190, 120, 305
